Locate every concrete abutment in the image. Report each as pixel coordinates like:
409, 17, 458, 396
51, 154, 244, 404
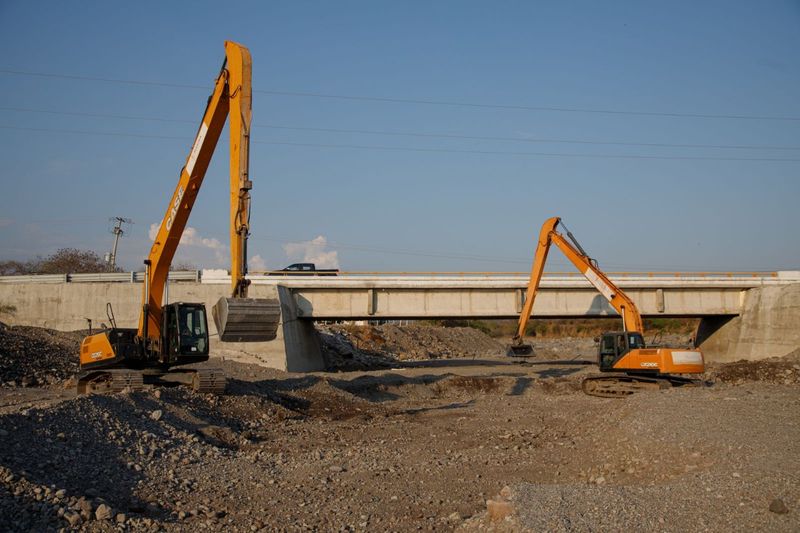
697, 284, 800, 362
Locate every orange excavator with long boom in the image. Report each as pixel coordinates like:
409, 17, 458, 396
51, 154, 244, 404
77, 41, 280, 394
509, 217, 705, 397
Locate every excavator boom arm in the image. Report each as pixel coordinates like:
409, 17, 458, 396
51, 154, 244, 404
138, 41, 253, 342
227, 43, 253, 299
513, 217, 644, 344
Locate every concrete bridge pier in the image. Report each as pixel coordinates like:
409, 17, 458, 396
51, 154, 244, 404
696, 284, 800, 362
275, 286, 325, 372
208, 286, 325, 372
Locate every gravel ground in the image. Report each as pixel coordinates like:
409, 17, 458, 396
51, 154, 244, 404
0, 327, 797, 532
463, 382, 799, 532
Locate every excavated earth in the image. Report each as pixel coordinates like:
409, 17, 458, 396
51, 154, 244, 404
0, 325, 797, 532
0, 323, 81, 387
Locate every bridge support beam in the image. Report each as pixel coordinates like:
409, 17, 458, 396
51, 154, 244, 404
697, 284, 800, 362
275, 286, 325, 372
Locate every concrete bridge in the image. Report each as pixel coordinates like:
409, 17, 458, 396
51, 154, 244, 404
1, 270, 798, 371
231, 272, 784, 320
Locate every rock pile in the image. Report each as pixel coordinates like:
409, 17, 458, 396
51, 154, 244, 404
0, 385, 293, 531
0, 324, 81, 387
318, 323, 505, 370
706, 350, 800, 385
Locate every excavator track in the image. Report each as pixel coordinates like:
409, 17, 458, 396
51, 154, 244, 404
77, 369, 146, 395
77, 368, 226, 395
581, 373, 701, 398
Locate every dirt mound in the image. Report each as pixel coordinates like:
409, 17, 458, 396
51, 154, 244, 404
0, 324, 81, 387
319, 324, 505, 370
707, 350, 800, 385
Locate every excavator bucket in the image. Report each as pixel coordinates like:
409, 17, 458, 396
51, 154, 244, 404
212, 297, 281, 342
507, 343, 534, 357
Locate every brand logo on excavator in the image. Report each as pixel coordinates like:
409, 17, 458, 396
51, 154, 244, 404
165, 186, 185, 231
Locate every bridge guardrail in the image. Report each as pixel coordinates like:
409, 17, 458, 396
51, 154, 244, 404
0, 271, 201, 284
248, 270, 781, 278
0, 270, 794, 284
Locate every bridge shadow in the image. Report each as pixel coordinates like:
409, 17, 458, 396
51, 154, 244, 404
588, 294, 617, 316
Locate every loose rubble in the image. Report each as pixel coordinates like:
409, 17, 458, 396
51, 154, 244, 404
319, 324, 505, 370
705, 349, 800, 385
0, 323, 81, 387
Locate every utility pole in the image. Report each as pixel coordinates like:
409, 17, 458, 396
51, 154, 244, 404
106, 217, 133, 270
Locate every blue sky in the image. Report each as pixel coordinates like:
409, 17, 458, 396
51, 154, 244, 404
0, 1, 798, 272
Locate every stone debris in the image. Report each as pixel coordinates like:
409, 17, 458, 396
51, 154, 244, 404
770, 498, 789, 514
0, 323, 81, 387
318, 323, 505, 370
705, 349, 800, 385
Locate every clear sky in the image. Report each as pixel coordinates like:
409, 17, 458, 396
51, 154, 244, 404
0, 1, 798, 272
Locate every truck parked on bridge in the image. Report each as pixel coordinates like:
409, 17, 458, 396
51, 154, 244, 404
268, 263, 339, 276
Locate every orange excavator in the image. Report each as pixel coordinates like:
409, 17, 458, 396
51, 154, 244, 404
77, 41, 280, 394
509, 217, 705, 397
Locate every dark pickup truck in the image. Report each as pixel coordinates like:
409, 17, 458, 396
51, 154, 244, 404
267, 263, 339, 276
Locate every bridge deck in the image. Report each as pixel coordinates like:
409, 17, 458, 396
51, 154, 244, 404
201, 271, 799, 320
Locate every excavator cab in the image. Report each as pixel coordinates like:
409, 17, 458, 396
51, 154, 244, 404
597, 332, 646, 371
163, 303, 209, 363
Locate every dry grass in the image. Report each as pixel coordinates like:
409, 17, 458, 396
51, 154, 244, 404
429, 318, 699, 338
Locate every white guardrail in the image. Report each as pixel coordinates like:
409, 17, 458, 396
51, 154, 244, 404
0, 270, 796, 285
0, 271, 201, 283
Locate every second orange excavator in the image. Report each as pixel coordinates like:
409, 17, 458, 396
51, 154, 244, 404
509, 217, 705, 397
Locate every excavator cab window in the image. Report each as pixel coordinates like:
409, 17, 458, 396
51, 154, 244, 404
599, 334, 618, 369
627, 333, 646, 350
176, 305, 209, 356
598, 332, 648, 371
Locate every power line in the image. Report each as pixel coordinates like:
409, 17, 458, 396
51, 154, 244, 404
2, 68, 799, 122
0, 106, 195, 125
4, 106, 797, 151
249, 234, 532, 264
253, 124, 800, 152
254, 141, 800, 162
0, 125, 186, 140
9, 217, 102, 225
253, 89, 800, 122
3, 124, 799, 162
0, 69, 208, 90
248, 234, 779, 271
